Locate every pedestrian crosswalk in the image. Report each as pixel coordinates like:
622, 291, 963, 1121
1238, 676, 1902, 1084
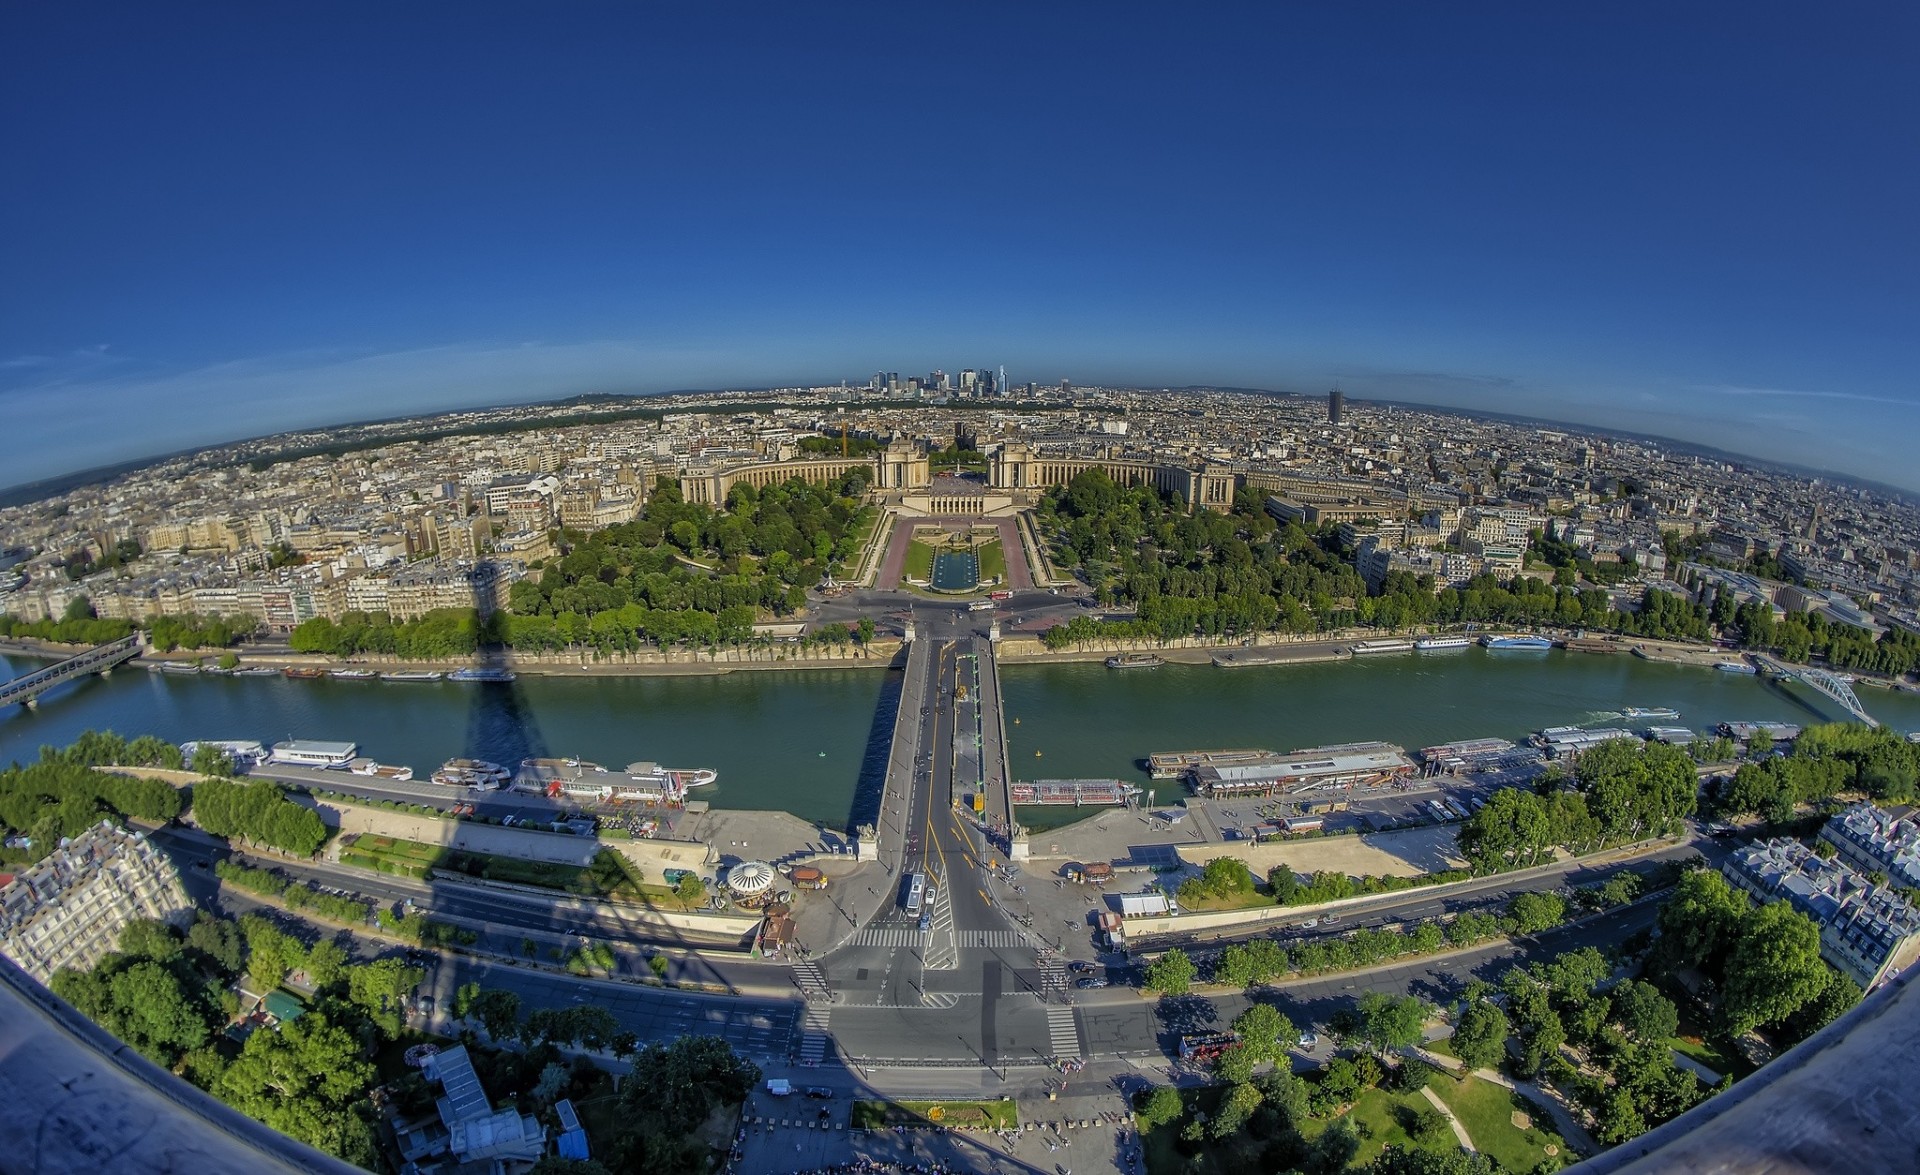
795, 1003, 833, 1064
957, 930, 1031, 949
1038, 957, 1068, 1001
791, 959, 831, 1002
1046, 1005, 1082, 1061
847, 924, 925, 948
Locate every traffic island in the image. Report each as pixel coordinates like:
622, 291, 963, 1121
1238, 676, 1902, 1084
851, 1098, 1020, 1131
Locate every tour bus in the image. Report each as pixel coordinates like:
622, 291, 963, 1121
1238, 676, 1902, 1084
989, 590, 1013, 601
903, 871, 928, 915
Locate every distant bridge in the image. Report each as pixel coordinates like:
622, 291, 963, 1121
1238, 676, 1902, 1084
0, 635, 143, 709
1752, 653, 1879, 728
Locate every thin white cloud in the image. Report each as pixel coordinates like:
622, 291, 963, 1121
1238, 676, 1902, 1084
1699, 383, 1909, 407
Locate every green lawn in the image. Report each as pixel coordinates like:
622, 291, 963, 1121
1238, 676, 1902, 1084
338, 834, 443, 878
435, 848, 695, 909
1303, 1087, 1455, 1168
903, 539, 936, 581
1428, 1075, 1568, 1172
1667, 1034, 1737, 1079
1426, 1034, 1458, 1059
852, 1098, 1018, 1130
978, 538, 1006, 583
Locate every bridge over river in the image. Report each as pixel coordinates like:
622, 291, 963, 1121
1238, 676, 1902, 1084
0, 635, 143, 709
1751, 652, 1880, 728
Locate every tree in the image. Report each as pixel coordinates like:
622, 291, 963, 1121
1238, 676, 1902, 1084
1232, 1002, 1295, 1062
1505, 890, 1567, 934
1449, 1001, 1510, 1072
187, 913, 245, 974
1211, 1081, 1264, 1139
190, 743, 237, 778
214, 1013, 377, 1162
614, 1035, 760, 1142
1143, 948, 1196, 996
302, 938, 348, 990
1612, 980, 1679, 1044
1721, 901, 1829, 1035
1352, 991, 1429, 1054
1213, 1043, 1257, 1085
1362, 1151, 1500, 1175
117, 918, 183, 964
1655, 868, 1750, 974
1135, 1084, 1184, 1131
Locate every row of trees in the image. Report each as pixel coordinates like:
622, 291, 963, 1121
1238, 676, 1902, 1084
190, 778, 328, 857
1037, 469, 1726, 648
1715, 586, 1920, 676
1708, 722, 1920, 817
289, 608, 490, 659
1457, 740, 1697, 873
1154, 888, 1572, 997
0, 599, 255, 650
0, 758, 182, 864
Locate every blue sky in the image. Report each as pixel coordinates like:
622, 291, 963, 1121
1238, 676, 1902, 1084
3, 3, 1916, 489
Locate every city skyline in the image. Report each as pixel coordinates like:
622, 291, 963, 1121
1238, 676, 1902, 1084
5, 4, 1917, 490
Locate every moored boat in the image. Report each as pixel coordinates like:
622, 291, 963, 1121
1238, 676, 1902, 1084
180, 739, 267, 768
283, 667, 327, 679
349, 758, 415, 781
331, 668, 377, 680
1481, 635, 1555, 650
268, 739, 358, 768
1350, 640, 1415, 655
1414, 636, 1472, 650
380, 670, 444, 682
1105, 652, 1164, 669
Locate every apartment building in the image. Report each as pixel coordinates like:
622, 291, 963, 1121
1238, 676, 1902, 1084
1723, 837, 1920, 991
0, 821, 193, 986
1820, 803, 1920, 891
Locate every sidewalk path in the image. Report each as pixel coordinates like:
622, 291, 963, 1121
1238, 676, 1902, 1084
1421, 1084, 1476, 1152
1409, 1045, 1601, 1157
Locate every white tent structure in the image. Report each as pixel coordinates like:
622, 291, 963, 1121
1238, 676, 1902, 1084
725, 861, 776, 896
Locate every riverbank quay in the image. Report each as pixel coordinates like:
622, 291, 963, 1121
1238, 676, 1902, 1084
105, 763, 885, 955
1011, 820, 1687, 947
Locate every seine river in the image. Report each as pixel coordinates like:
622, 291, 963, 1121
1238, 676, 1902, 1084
5, 649, 1918, 829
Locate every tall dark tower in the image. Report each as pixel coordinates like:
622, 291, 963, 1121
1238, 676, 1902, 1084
1329, 386, 1345, 425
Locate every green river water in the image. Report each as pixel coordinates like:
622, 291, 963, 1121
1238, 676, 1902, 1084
4, 649, 1916, 829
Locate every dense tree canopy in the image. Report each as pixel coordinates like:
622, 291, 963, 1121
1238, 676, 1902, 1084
0, 748, 182, 864
190, 778, 327, 856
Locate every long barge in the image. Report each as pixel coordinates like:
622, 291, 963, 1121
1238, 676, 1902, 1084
1145, 749, 1278, 780
1188, 741, 1414, 797
1011, 779, 1144, 806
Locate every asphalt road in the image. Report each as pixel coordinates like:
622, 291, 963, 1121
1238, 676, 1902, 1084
1073, 896, 1666, 1068
813, 604, 1066, 1069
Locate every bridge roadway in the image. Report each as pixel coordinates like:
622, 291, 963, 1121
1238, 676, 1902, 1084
809, 603, 1071, 1070
0, 634, 142, 708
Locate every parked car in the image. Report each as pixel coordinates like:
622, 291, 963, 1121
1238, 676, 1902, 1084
1297, 1032, 1319, 1049
1074, 977, 1109, 989
804, 1086, 835, 1099
1068, 960, 1100, 974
